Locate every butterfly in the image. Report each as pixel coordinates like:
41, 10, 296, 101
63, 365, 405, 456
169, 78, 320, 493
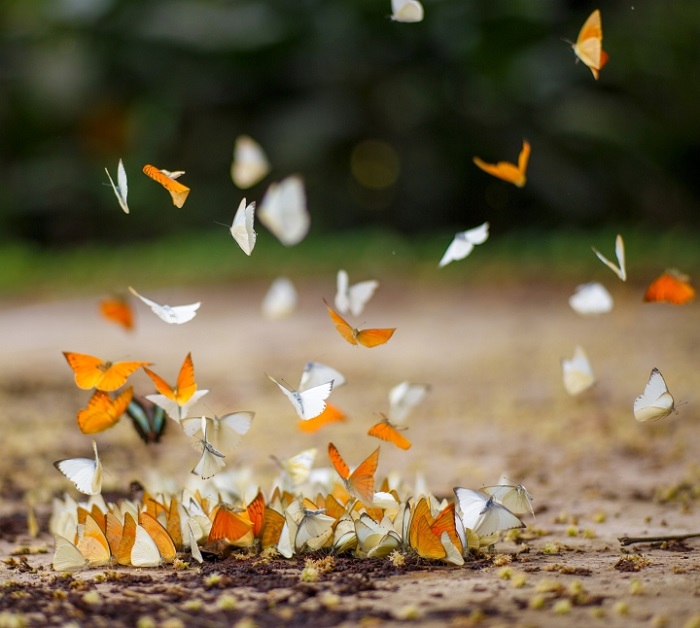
131, 524, 163, 567
482, 479, 535, 517
267, 374, 334, 421
208, 504, 254, 545
297, 403, 347, 433
644, 270, 695, 305
335, 270, 379, 317
226, 198, 257, 256
139, 511, 177, 563
128, 286, 200, 325
77, 387, 133, 434
390, 0, 424, 23
77, 514, 111, 566
191, 417, 227, 479
181, 411, 254, 455
571, 9, 608, 80
300, 361, 346, 390
355, 513, 401, 558
561, 346, 595, 396
324, 300, 396, 348
328, 442, 380, 505
592, 234, 626, 282
473, 140, 530, 188
568, 282, 613, 315
294, 508, 336, 552
126, 395, 167, 444
258, 175, 309, 246
54, 441, 103, 495
52, 535, 87, 572
143, 353, 209, 421
142, 164, 190, 208
271, 448, 317, 489
261, 277, 298, 319
99, 294, 134, 331
230, 135, 270, 189
387, 381, 429, 425
453, 487, 525, 538
368, 413, 411, 450
439, 222, 489, 268
63, 351, 151, 391
104, 158, 129, 214
634, 368, 676, 422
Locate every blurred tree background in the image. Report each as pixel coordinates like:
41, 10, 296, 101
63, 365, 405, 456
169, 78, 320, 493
1, 0, 699, 248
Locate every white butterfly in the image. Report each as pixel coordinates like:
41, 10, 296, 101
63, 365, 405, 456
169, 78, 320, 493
128, 286, 200, 324
231, 135, 270, 189
261, 277, 298, 320
388, 381, 429, 425
592, 234, 626, 282
52, 535, 87, 572
561, 345, 595, 396
335, 270, 379, 316
146, 389, 209, 422
300, 361, 346, 391
54, 440, 102, 495
271, 448, 318, 488
634, 368, 676, 422
355, 513, 401, 558
482, 479, 535, 517
568, 282, 613, 315
181, 411, 254, 455
131, 524, 162, 567
438, 222, 489, 268
294, 508, 336, 552
104, 159, 129, 214
227, 198, 257, 256
453, 487, 525, 538
185, 517, 204, 564
267, 374, 334, 421
191, 417, 226, 479
258, 175, 309, 246
391, 0, 424, 23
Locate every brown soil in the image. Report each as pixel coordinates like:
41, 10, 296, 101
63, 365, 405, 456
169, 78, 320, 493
0, 278, 699, 627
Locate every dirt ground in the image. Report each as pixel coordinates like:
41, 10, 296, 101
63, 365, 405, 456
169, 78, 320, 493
0, 277, 699, 627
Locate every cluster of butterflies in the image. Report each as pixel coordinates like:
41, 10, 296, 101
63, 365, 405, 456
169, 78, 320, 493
51, 440, 534, 571
50, 7, 693, 571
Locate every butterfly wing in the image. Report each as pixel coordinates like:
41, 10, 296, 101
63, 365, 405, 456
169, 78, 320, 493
297, 402, 346, 433
561, 346, 595, 396
54, 441, 102, 495
355, 327, 396, 348
77, 387, 133, 434
258, 175, 309, 246
300, 362, 346, 391
592, 234, 626, 281
231, 135, 270, 189
131, 524, 162, 567
328, 442, 350, 480
99, 295, 134, 331
53, 535, 87, 571
105, 159, 129, 214
324, 300, 358, 345
368, 418, 412, 450
347, 447, 380, 505
634, 368, 675, 422
391, 0, 424, 23
573, 10, 605, 79
568, 282, 613, 316
206, 411, 255, 454
262, 277, 298, 319
347, 279, 380, 317
644, 271, 695, 305
143, 164, 190, 208
388, 381, 429, 425
192, 442, 226, 480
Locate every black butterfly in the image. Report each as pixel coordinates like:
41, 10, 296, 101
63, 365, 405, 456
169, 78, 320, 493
126, 395, 167, 444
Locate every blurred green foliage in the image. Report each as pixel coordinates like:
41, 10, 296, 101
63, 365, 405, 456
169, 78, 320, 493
1, 0, 699, 247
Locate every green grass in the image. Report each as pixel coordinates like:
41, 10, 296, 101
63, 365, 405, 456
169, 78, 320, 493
0, 227, 698, 297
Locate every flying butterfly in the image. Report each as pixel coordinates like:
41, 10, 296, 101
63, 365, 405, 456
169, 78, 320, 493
267, 373, 334, 421
54, 440, 103, 495
634, 368, 676, 423
99, 294, 134, 331
335, 269, 379, 317
644, 270, 695, 305
473, 140, 530, 188
104, 158, 129, 214
77, 387, 133, 434
225, 198, 257, 256
191, 417, 226, 480
390, 0, 424, 22
328, 442, 380, 505
561, 345, 595, 396
63, 352, 150, 391
571, 9, 609, 80
568, 282, 613, 316
142, 164, 190, 208
439, 222, 489, 268
126, 395, 167, 444
230, 135, 270, 189
180, 411, 254, 455
592, 234, 626, 281
128, 286, 200, 325
453, 487, 525, 538
258, 175, 309, 246
324, 299, 396, 348
261, 277, 298, 320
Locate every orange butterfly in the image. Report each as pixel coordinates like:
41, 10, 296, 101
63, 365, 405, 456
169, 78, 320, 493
208, 505, 254, 545
63, 352, 151, 391
115, 512, 137, 566
77, 387, 133, 434
139, 512, 177, 563
142, 164, 190, 208
260, 508, 286, 549
324, 300, 396, 348
143, 352, 198, 407
328, 442, 380, 505
246, 491, 266, 539
644, 270, 695, 305
572, 9, 609, 80
367, 413, 411, 450
99, 295, 134, 331
473, 140, 530, 188
297, 402, 347, 433
77, 514, 111, 566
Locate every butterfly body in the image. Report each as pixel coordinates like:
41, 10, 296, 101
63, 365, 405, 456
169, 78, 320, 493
143, 164, 190, 208
324, 300, 396, 348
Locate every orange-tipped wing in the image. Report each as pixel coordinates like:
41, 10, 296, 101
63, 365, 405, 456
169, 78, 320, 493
246, 491, 266, 539
143, 352, 197, 405
77, 387, 133, 434
644, 271, 695, 305
328, 442, 351, 480
573, 9, 607, 80
139, 512, 176, 563
367, 415, 412, 450
344, 446, 380, 505
410, 514, 446, 560
99, 295, 134, 331
77, 514, 111, 566
116, 512, 137, 565
473, 140, 530, 188
324, 300, 395, 348
297, 402, 347, 433
143, 164, 190, 208
260, 507, 285, 549
208, 506, 253, 543
430, 503, 461, 550
105, 512, 123, 553
63, 352, 151, 391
